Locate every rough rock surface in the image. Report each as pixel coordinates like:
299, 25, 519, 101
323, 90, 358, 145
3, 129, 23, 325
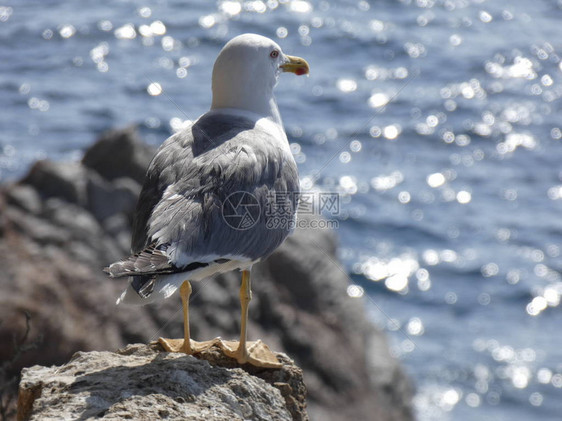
18, 343, 306, 421
1, 127, 413, 421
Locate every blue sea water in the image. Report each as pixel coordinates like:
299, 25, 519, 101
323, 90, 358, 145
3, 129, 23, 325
2, 0, 562, 419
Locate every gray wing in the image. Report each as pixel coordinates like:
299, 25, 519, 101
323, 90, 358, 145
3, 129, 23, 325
130, 112, 299, 266
131, 113, 256, 253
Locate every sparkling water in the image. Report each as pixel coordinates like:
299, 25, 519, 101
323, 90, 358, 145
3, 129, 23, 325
2, 1, 562, 419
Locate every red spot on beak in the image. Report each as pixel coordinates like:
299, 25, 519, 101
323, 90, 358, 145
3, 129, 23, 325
295, 68, 307, 76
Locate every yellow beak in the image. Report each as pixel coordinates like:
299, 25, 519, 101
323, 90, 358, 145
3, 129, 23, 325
280, 55, 310, 76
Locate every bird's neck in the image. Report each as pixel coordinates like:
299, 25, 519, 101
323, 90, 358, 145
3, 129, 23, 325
211, 85, 282, 126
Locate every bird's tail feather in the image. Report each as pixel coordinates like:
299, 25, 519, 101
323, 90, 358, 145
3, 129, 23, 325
104, 244, 173, 278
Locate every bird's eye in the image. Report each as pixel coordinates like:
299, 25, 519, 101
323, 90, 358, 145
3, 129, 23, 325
270, 50, 279, 59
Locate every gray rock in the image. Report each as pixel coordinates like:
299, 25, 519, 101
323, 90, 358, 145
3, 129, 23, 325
18, 344, 306, 421
44, 198, 101, 240
102, 213, 132, 253
86, 172, 141, 222
3, 207, 69, 245
82, 127, 155, 183
5, 184, 42, 214
22, 160, 88, 206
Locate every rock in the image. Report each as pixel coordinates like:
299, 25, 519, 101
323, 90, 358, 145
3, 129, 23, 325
0, 127, 413, 421
3, 206, 69, 245
81, 126, 155, 183
17, 343, 307, 421
86, 172, 140, 222
5, 184, 42, 214
259, 230, 411, 421
22, 161, 88, 206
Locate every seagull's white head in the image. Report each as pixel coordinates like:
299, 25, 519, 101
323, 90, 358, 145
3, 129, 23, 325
211, 33, 309, 121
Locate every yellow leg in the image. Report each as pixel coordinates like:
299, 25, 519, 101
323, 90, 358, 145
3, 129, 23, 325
180, 281, 193, 354
157, 274, 281, 368
218, 269, 281, 368
235, 270, 252, 364
158, 280, 217, 354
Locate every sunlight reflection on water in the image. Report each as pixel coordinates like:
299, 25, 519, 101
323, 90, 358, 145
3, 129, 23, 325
2, 0, 562, 420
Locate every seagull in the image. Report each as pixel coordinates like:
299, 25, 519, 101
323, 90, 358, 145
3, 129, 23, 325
105, 33, 309, 368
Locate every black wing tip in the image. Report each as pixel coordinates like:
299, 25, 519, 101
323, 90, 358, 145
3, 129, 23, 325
105, 245, 226, 280
132, 275, 156, 298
